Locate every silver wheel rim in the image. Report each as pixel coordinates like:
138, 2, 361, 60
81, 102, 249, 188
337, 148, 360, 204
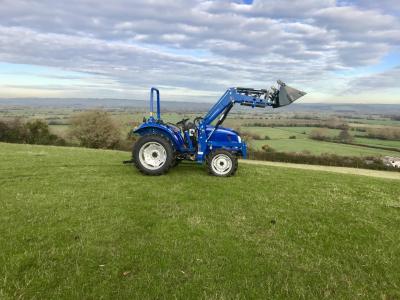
138, 142, 167, 170
211, 154, 232, 175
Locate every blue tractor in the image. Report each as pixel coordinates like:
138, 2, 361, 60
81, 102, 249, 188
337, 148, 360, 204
131, 81, 306, 176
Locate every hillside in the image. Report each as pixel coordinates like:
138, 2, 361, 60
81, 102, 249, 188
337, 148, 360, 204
0, 143, 399, 299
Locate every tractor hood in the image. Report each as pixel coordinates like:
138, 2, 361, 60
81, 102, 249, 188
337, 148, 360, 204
206, 126, 240, 143
277, 83, 306, 107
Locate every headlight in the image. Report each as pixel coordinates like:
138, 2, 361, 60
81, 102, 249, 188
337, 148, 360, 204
237, 135, 241, 143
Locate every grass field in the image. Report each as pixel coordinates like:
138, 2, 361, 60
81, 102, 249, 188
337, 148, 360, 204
1, 143, 400, 299
242, 126, 400, 156
251, 138, 400, 156
347, 118, 400, 126
353, 137, 400, 149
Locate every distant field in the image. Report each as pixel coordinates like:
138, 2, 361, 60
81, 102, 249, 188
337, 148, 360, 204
251, 139, 400, 156
349, 123, 399, 129
276, 126, 341, 137
242, 126, 399, 156
48, 124, 69, 136
0, 142, 399, 299
242, 126, 308, 139
243, 126, 355, 140
3, 107, 399, 158
347, 118, 400, 126
353, 137, 400, 149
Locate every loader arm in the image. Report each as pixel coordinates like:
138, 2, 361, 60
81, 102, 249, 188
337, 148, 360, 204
202, 88, 269, 126
202, 81, 306, 126
196, 81, 306, 161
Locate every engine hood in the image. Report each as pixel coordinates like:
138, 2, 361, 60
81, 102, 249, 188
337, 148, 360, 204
205, 126, 241, 143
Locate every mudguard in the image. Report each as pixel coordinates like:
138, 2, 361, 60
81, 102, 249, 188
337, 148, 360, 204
133, 123, 186, 152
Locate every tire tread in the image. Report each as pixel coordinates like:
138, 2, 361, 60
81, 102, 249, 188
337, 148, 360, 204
206, 149, 238, 177
132, 134, 175, 176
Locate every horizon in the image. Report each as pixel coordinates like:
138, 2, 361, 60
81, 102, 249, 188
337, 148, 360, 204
1, 0, 400, 104
1, 97, 400, 107
2, 96, 400, 104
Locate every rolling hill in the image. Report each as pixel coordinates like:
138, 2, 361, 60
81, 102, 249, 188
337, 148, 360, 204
0, 143, 399, 299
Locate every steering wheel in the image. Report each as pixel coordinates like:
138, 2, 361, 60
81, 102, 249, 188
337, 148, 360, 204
194, 117, 203, 126
176, 118, 190, 126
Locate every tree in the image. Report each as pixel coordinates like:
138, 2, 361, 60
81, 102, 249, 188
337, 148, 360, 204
25, 119, 64, 145
69, 110, 121, 149
261, 144, 275, 152
337, 129, 353, 143
309, 128, 330, 141
0, 118, 64, 145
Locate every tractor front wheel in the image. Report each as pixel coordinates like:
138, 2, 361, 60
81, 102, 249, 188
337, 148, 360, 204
133, 134, 174, 175
206, 149, 238, 177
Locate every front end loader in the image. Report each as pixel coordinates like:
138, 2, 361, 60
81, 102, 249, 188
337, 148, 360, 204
130, 81, 306, 176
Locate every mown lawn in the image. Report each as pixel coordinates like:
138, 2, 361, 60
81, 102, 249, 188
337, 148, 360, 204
0, 143, 399, 299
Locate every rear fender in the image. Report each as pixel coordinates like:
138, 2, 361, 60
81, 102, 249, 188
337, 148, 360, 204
134, 124, 185, 151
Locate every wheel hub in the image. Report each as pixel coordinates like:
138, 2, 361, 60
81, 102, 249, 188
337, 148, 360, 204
139, 142, 167, 170
211, 154, 232, 175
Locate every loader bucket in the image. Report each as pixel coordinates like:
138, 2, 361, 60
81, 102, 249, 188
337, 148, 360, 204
278, 84, 306, 107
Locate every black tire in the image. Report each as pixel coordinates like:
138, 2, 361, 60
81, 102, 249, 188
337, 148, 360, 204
132, 134, 174, 175
206, 149, 238, 177
171, 158, 182, 168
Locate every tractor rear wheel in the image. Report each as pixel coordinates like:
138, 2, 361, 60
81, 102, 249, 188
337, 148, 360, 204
206, 149, 238, 177
133, 134, 174, 175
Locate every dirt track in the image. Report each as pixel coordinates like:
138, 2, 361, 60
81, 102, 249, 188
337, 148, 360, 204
240, 159, 400, 181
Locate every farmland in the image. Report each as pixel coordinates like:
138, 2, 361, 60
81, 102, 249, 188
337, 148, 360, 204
240, 125, 400, 157
1, 106, 399, 160
251, 138, 400, 156
1, 142, 399, 299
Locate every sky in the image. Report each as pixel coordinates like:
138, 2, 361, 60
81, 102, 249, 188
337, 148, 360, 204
0, 0, 399, 103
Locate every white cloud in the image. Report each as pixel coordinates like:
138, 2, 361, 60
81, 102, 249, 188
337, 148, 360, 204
0, 0, 399, 102
348, 66, 400, 90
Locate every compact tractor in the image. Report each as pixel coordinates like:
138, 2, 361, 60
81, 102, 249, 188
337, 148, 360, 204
130, 81, 306, 176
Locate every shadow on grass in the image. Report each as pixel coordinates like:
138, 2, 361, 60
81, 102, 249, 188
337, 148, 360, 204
125, 161, 210, 178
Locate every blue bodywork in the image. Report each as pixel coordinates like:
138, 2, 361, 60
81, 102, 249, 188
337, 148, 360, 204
134, 122, 246, 163
133, 86, 291, 163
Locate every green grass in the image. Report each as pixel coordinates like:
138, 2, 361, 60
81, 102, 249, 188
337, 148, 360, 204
1, 143, 400, 299
48, 124, 70, 135
275, 126, 341, 137
242, 126, 400, 156
252, 139, 400, 156
347, 118, 400, 127
242, 126, 307, 139
353, 137, 400, 150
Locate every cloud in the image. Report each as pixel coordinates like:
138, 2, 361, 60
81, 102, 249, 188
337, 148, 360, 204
0, 0, 399, 102
348, 65, 400, 91
204, 0, 335, 18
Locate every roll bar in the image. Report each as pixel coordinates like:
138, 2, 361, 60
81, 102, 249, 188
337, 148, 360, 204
150, 87, 161, 120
